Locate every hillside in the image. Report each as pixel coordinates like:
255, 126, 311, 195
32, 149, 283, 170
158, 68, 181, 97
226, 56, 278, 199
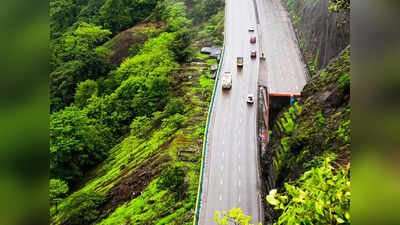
259, 1, 351, 224
262, 46, 350, 225
49, 0, 225, 224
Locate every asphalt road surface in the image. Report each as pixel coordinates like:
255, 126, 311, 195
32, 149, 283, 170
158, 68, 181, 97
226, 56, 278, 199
198, 0, 307, 224
198, 0, 262, 223
256, 0, 307, 94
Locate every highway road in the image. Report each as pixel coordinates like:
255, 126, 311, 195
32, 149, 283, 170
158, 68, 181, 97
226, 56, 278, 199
256, 0, 307, 94
198, 0, 262, 223
197, 0, 307, 224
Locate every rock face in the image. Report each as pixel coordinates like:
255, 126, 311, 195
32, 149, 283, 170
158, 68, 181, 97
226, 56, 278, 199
261, 46, 350, 223
283, 0, 350, 71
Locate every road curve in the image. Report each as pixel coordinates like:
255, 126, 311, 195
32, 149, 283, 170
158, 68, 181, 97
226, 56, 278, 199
198, 0, 262, 223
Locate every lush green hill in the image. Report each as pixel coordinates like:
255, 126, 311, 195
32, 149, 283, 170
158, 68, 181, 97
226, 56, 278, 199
262, 46, 350, 224
49, 0, 225, 224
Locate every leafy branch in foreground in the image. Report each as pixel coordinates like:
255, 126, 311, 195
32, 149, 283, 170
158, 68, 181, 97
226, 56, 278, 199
214, 208, 262, 225
267, 157, 350, 225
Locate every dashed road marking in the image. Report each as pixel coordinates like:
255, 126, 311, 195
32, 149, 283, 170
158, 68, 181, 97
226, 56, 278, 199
221, 179, 223, 185
221, 165, 224, 171
239, 195, 241, 202
238, 166, 241, 172
222, 152, 225, 157
238, 180, 241, 187
222, 140, 225, 145
219, 194, 222, 201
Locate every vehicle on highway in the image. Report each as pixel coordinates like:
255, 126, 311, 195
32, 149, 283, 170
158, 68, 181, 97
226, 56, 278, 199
250, 50, 257, 58
247, 94, 255, 104
248, 27, 255, 32
260, 52, 266, 60
237, 57, 244, 68
250, 36, 256, 43
221, 72, 232, 90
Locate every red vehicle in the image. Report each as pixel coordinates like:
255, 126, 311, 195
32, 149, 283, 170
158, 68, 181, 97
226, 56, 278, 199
250, 50, 257, 58
250, 36, 256, 43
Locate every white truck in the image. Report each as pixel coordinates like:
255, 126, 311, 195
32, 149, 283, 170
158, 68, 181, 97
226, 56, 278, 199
221, 72, 232, 90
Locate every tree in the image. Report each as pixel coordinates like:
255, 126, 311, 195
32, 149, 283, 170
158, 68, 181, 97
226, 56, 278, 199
214, 208, 262, 225
164, 98, 185, 116
65, 192, 106, 225
50, 0, 79, 37
50, 106, 114, 184
170, 28, 194, 62
130, 116, 152, 138
157, 165, 185, 199
75, 79, 98, 108
49, 179, 69, 213
99, 0, 130, 34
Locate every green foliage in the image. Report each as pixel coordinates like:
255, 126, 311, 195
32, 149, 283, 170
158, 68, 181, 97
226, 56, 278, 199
157, 165, 185, 200
281, 116, 295, 134
267, 157, 350, 225
162, 2, 192, 32
336, 118, 350, 143
50, 0, 80, 37
74, 79, 98, 108
190, 0, 225, 24
165, 98, 185, 116
197, 9, 225, 45
338, 73, 350, 94
328, 0, 350, 13
50, 106, 114, 184
99, 0, 130, 34
316, 111, 327, 127
50, 179, 69, 207
50, 23, 113, 111
130, 116, 152, 138
65, 192, 106, 225
214, 208, 262, 225
171, 28, 194, 62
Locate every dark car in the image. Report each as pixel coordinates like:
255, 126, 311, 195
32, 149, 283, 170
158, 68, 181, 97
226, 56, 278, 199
250, 36, 256, 43
250, 50, 257, 58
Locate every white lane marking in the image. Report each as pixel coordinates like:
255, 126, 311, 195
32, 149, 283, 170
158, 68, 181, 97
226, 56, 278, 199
238, 180, 241, 187
239, 195, 241, 202
238, 166, 241, 172
221, 165, 224, 171
219, 194, 222, 201
238, 153, 241, 159
238, 140, 241, 145
296, 85, 298, 90
240, 119, 242, 124
222, 140, 225, 145
222, 152, 225, 157
220, 179, 223, 185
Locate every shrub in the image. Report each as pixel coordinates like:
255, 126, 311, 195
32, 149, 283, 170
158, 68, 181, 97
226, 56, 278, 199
164, 98, 185, 116
157, 165, 185, 194
65, 192, 106, 225
130, 116, 152, 138
267, 157, 350, 225
50, 179, 69, 213
74, 79, 98, 108
50, 106, 114, 184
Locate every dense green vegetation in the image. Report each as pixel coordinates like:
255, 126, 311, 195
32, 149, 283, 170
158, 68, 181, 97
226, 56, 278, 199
263, 47, 351, 224
50, 0, 224, 224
